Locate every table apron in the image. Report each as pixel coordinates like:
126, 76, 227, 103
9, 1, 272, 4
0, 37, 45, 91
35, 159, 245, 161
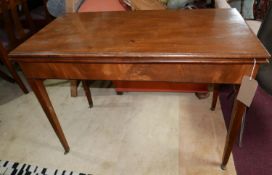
19, 62, 258, 84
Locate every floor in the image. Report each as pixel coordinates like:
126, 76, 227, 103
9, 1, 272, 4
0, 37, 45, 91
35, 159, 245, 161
0, 70, 236, 175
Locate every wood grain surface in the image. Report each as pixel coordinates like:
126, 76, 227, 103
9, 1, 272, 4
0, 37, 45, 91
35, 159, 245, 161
20, 63, 257, 84
9, 9, 270, 63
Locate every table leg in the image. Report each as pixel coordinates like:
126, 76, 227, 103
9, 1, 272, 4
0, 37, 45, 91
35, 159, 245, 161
70, 80, 79, 97
210, 84, 219, 111
27, 78, 70, 154
221, 100, 246, 170
239, 108, 247, 147
82, 80, 93, 108
0, 69, 15, 83
0, 54, 29, 94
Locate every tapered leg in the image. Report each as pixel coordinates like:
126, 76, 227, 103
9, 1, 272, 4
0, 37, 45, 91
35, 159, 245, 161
7, 65, 28, 93
0, 69, 15, 83
210, 84, 219, 111
27, 78, 70, 154
117, 91, 124, 95
0, 52, 28, 94
239, 108, 247, 147
221, 100, 246, 170
82, 80, 93, 108
70, 80, 79, 97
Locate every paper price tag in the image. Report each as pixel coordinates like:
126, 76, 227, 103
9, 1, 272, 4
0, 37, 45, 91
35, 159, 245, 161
237, 76, 258, 107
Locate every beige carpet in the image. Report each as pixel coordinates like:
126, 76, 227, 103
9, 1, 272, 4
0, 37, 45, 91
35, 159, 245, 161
0, 78, 236, 175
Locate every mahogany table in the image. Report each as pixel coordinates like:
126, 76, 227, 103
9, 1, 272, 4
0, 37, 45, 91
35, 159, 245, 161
9, 9, 270, 169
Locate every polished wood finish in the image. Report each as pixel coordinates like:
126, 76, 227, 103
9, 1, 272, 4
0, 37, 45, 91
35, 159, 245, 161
27, 78, 70, 153
82, 80, 93, 108
19, 63, 258, 83
113, 81, 209, 93
10, 10, 269, 61
9, 9, 270, 169
70, 80, 79, 97
211, 84, 219, 111
222, 100, 246, 169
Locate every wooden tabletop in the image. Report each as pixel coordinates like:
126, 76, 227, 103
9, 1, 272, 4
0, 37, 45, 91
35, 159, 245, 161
10, 9, 270, 63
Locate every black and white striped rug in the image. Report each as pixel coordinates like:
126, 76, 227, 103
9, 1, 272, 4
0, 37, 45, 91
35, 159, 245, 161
0, 160, 91, 175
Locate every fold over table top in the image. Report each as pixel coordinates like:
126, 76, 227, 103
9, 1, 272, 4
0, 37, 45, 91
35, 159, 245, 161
9, 9, 270, 63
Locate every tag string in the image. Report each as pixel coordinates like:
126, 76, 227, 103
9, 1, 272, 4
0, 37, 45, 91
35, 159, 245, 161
250, 58, 256, 80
